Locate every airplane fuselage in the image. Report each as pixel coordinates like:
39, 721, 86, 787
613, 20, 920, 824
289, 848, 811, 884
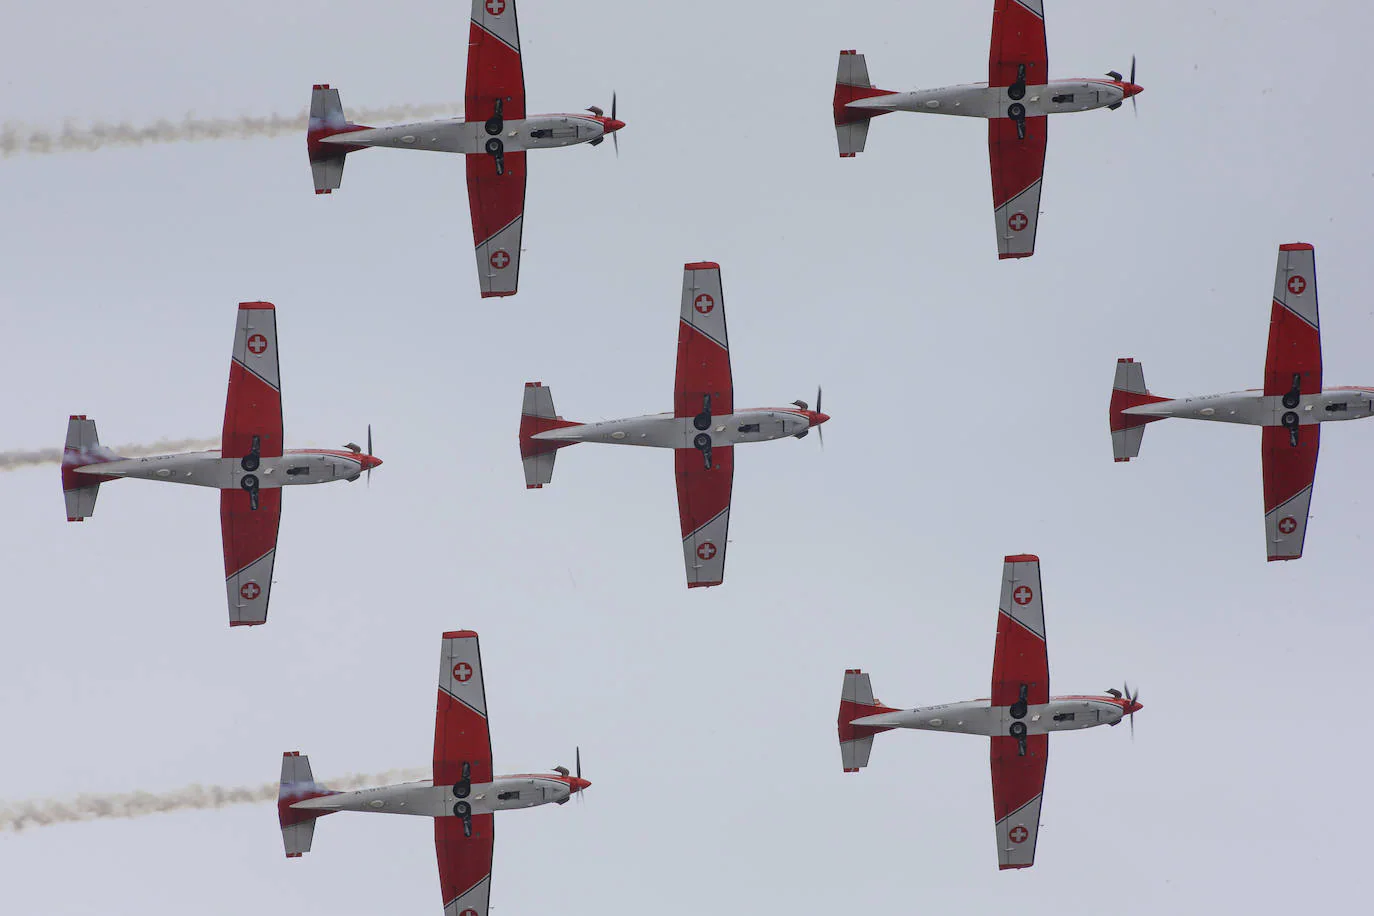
322, 114, 613, 155
1123, 388, 1374, 427
292, 775, 577, 818
848, 78, 1134, 120
75, 449, 372, 489
853, 695, 1131, 737
531, 408, 817, 450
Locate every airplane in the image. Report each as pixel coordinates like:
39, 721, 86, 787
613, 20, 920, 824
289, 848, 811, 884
518, 261, 830, 588
60, 302, 382, 626
278, 630, 590, 916
306, 0, 626, 298
1111, 243, 1369, 561
837, 555, 1141, 870
831, 0, 1142, 258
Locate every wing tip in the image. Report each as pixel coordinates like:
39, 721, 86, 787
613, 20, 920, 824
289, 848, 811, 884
1003, 553, 1039, 563
443, 629, 480, 640
999, 863, 1034, 871
481, 290, 519, 298
1279, 242, 1314, 252
229, 619, 267, 628
683, 261, 721, 271
998, 252, 1034, 260
1267, 554, 1303, 562
686, 580, 724, 589
238, 301, 276, 310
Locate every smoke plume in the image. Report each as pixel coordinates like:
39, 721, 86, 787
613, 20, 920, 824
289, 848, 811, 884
0, 437, 222, 472
1, 103, 458, 158
0, 767, 430, 832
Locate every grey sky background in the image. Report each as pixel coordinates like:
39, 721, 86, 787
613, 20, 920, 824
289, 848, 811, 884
2, 1, 1371, 913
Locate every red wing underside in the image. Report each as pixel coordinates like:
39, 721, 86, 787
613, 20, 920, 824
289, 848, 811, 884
991, 611, 1049, 708
223, 361, 283, 459
434, 690, 494, 789
435, 814, 494, 916
1263, 301, 1323, 396
988, 0, 1049, 87
465, 17, 525, 123
220, 488, 281, 626
990, 734, 1047, 869
988, 117, 1047, 259
674, 446, 733, 588
465, 151, 526, 298
1261, 425, 1319, 560
674, 321, 733, 418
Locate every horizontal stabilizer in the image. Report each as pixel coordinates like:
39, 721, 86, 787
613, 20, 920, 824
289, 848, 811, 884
306, 85, 371, 194
838, 669, 898, 772
833, 50, 895, 156
519, 382, 581, 489
278, 752, 338, 857
1109, 358, 1169, 462
61, 415, 121, 522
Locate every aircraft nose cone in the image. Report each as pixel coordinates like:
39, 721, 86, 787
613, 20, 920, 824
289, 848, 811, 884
570, 777, 591, 793
814, 412, 831, 426
604, 118, 626, 133
1128, 700, 1143, 714
1124, 83, 1143, 98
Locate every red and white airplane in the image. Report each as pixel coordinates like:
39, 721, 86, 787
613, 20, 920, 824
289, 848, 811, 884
518, 262, 830, 588
279, 630, 589, 916
838, 555, 1141, 870
832, 0, 1141, 258
61, 302, 382, 626
306, 0, 625, 298
1111, 243, 1369, 561
1110, 245, 1368, 560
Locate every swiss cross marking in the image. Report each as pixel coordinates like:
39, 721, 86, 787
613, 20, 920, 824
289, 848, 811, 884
696, 541, 717, 560
1009, 824, 1029, 844
484, 0, 506, 15
489, 249, 511, 269
453, 662, 474, 683
247, 334, 268, 355
1008, 211, 1029, 232
239, 581, 261, 600
1278, 516, 1298, 535
1287, 275, 1307, 296
694, 293, 715, 314
1012, 585, 1033, 606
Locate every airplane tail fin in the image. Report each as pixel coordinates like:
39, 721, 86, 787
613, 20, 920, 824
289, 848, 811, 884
833, 50, 895, 157
519, 382, 582, 489
306, 85, 371, 194
278, 752, 339, 858
1109, 358, 1170, 462
61, 415, 122, 522
838, 669, 898, 773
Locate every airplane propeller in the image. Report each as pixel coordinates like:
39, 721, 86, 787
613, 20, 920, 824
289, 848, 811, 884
1107, 683, 1141, 738
553, 747, 586, 805
343, 424, 376, 485
791, 386, 825, 446
1106, 56, 1139, 115
587, 93, 620, 155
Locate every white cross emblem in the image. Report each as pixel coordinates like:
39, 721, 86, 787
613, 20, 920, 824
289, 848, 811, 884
696, 541, 717, 560
240, 581, 261, 600
694, 294, 715, 314
1287, 275, 1307, 295
247, 334, 268, 355
484, 0, 506, 15
1009, 824, 1029, 844
490, 249, 511, 269
453, 662, 474, 683
1278, 516, 1297, 534
1008, 212, 1029, 232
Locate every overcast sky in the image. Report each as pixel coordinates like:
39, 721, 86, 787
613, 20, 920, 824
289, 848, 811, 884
2, 1, 1371, 913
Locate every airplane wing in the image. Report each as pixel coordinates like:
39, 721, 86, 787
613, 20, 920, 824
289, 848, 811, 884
989, 0, 1048, 88
988, 554, 1048, 869
988, 1, 1048, 259
988, 117, 1047, 260
223, 302, 283, 460
1262, 244, 1321, 561
221, 302, 285, 627
465, 0, 526, 298
673, 263, 733, 588
433, 630, 495, 916
675, 446, 733, 589
673, 262, 732, 419
990, 734, 1047, 870
220, 488, 281, 626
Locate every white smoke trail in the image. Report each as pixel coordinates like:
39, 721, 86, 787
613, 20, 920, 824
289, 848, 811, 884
1, 102, 459, 158
0, 437, 222, 472
0, 767, 430, 832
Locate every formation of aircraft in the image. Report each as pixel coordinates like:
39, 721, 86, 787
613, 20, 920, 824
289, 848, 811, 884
61, 302, 382, 626
837, 555, 1141, 869
278, 630, 588, 916
832, 0, 1142, 258
518, 261, 830, 588
1110, 244, 1368, 561
305, 0, 625, 298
